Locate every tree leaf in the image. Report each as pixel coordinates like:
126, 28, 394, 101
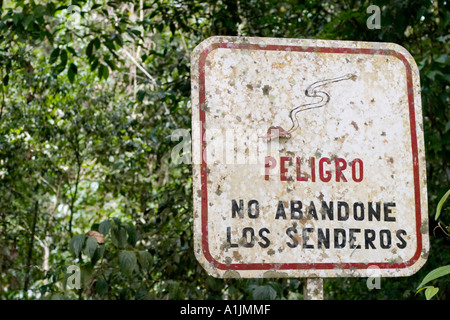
97, 64, 104, 79
68, 63, 77, 83
111, 225, 127, 248
124, 224, 138, 247
53, 64, 65, 74
49, 47, 60, 64
137, 89, 146, 102
252, 285, 277, 300
91, 3, 102, 10
66, 46, 77, 56
86, 39, 94, 59
112, 217, 121, 227
97, 64, 109, 80
425, 70, 444, 81
91, 244, 105, 265
435, 189, 450, 220
138, 250, 152, 269
53, 49, 68, 74
59, 49, 68, 67
93, 37, 101, 49
119, 250, 137, 275
445, 121, 450, 133
425, 286, 439, 300
22, 15, 34, 28
104, 58, 115, 71
2, 74, 9, 86
90, 58, 99, 71
80, 265, 94, 288
96, 277, 108, 296
99, 219, 112, 235
83, 236, 98, 258
417, 265, 450, 289
434, 54, 448, 64
102, 64, 109, 80
69, 234, 86, 256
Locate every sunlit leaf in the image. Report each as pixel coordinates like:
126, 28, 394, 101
425, 286, 439, 300
417, 265, 450, 289
435, 189, 450, 220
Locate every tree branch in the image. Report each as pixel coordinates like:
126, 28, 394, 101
23, 201, 39, 297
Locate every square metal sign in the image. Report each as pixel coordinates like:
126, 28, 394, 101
191, 36, 429, 278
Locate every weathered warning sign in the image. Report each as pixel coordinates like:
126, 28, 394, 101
191, 36, 429, 278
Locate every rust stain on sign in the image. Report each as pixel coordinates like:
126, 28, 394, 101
191, 36, 428, 278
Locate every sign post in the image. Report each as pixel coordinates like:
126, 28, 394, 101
191, 36, 429, 293
303, 278, 323, 300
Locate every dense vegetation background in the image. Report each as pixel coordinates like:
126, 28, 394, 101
0, 0, 448, 300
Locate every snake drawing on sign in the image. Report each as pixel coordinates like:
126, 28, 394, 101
266, 73, 357, 141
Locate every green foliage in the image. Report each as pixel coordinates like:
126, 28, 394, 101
416, 189, 450, 300
119, 251, 137, 275
99, 220, 112, 236
0, 0, 448, 300
83, 237, 98, 259
251, 285, 277, 300
417, 265, 450, 290
416, 286, 439, 300
62, 218, 155, 299
69, 235, 86, 257
435, 189, 450, 220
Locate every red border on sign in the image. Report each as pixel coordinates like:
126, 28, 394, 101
198, 42, 422, 271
